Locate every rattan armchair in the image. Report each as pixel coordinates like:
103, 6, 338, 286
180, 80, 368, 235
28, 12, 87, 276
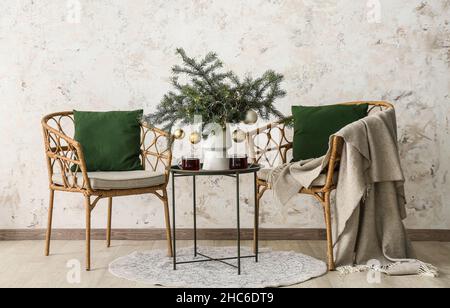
247, 101, 394, 271
42, 112, 174, 271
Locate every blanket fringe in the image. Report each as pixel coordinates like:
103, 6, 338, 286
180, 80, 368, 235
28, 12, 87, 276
416, 262, 439, 277
337, 261, 439, 277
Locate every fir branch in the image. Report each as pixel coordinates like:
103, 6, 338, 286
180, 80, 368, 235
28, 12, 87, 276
145, 48, 287, 132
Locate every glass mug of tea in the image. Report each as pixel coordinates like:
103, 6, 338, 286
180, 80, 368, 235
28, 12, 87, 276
178, 156, 201, 171
229, 155, 249, 170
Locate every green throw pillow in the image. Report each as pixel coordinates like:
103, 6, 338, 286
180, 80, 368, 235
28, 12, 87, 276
292, 104, 368, 161
73, 110, 144, 172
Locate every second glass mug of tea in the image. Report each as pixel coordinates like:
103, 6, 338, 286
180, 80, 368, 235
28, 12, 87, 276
178, 156, 201, 171
229, 154, 249, 170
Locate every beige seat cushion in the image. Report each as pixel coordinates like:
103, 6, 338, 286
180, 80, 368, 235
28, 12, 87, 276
52, 170, 166, 190
258, 168, 338, 187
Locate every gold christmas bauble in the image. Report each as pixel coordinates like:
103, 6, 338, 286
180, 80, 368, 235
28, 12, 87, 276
244, 110, 258, 125
173, 128, 185, 140
232, 129, 246, 143
189, 132, 201, 144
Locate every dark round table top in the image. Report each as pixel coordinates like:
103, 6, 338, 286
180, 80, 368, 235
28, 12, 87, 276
170, 164, 262, 176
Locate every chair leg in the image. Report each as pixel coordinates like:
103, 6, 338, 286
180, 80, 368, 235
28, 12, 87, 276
45, 189, 55, 256
162, 189, 173, 257
107, 197, 112, 248
84, 195, 92, 271
323, 192, 336, 271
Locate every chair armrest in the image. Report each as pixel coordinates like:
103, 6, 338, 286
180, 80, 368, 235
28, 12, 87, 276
246, 118, 293, 167
42, 119, 92, 192
322, 136, 344, 192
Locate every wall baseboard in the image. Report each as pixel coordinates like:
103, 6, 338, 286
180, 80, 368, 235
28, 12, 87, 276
0, 228, 449, 241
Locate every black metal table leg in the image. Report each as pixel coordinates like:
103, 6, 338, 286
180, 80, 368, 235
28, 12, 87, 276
172, 173, 176, 270
236, 172, 241, 275
170, 165, 261, 275
193, 175, 197, 257
254, 172, 259, 263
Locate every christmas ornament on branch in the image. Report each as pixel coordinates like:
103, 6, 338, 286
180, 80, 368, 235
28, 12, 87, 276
232, 129, 247, 143
244, 110, 258, 125
189, 132, 201, 144
173, 128, 185, 140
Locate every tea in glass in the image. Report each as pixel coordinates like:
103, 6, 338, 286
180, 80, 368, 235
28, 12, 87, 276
180, 157, 201, 171
229, 155, 249, 170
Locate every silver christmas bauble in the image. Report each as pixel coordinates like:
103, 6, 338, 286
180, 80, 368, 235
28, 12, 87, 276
189, 132, 201, 144
244, 110, 258, 125
232, 129, 247, 143
173, 128, 185, 140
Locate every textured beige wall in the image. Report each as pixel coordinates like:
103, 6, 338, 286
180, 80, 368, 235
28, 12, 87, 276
0, 0, 449, 229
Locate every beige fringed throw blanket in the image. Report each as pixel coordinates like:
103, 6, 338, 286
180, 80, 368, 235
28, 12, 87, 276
268, 108, 437, 276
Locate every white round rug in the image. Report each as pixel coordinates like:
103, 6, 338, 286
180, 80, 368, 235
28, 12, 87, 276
109, 246, 327, 288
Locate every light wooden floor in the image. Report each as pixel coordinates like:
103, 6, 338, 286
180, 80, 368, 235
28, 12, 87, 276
0, 240, 449, 288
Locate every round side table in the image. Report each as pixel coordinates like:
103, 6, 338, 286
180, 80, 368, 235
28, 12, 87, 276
170, 164, 262, 275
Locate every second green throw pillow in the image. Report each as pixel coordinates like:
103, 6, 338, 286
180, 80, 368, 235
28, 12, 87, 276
292, 104, 368, 161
